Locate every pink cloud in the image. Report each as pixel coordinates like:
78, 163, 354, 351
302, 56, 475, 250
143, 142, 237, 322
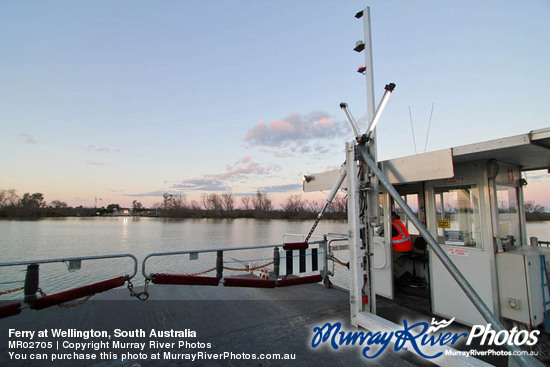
244, 111, 346, 149
174, 159, 270, 191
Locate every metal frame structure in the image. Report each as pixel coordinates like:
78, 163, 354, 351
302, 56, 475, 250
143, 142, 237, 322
340, 7, 544, 366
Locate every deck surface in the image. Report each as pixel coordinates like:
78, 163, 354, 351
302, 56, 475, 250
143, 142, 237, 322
1, 280, 436, 367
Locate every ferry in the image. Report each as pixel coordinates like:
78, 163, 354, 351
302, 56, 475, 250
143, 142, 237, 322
1, 6, 549, 367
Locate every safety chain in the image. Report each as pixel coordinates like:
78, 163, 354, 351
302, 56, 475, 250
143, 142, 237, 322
35, 287, 92, 308
223, 261, 273, 272
0, 286, 92, 308
126, 276, 149, 301
150, 261, 273, 278
59, 295, 92, 308
0, 286, 24, 296
188, 266, 216, 276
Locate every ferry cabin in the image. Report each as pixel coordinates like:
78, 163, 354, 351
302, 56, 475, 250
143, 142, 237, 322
305, 128, 550, 328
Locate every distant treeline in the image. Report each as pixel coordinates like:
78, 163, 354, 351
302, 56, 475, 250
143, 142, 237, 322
524, 201, 550, 221
1, 189, 547, 221
525, 212, 550, 222
0, 189, 347, 220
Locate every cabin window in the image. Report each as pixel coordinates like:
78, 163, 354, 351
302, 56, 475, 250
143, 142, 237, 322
496, 185, 521, 247
396, 193, 420, 235
435, 185, 482, 248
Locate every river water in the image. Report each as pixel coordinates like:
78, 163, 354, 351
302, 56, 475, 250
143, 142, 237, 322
0, 218, 349, 299
1, 218, 549, 300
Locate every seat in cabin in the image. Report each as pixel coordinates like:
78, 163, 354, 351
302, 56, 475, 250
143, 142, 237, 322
404, 236, 428, 288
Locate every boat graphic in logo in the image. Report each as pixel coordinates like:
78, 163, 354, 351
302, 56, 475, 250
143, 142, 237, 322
426, 317, 455, 334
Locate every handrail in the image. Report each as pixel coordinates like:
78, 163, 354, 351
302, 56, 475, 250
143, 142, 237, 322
0, 254, 139, 280
142, 240, 326, 279
283, 233, 324, 243
531, 236, 550, 247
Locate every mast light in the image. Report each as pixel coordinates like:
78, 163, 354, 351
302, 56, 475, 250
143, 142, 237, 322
354, 40, 365, 53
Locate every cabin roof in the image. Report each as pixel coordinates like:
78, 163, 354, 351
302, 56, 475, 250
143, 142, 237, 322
303, 128, 550, 192
451, 128, 550, 171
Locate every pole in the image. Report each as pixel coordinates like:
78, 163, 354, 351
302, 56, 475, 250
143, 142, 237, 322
362, 7, 378, 313
304, 166, 347, 242
366, 83, 396, 139
363, 7, 379, 226
340, 103, 362, 140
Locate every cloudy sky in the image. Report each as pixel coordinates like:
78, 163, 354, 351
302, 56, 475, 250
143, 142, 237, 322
1, 0, 549, 208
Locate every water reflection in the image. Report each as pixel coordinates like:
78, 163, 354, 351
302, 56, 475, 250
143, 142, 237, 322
121, 217, 129, 251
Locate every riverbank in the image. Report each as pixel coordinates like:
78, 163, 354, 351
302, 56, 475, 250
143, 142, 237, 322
0, 207, 346, 220
526, 212, 550, 221
2, 208, 548, 221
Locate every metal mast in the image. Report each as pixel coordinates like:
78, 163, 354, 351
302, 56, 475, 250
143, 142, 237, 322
347, 7, 379, 318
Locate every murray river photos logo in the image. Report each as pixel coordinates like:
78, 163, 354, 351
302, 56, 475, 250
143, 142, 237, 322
310, 318, 540, 360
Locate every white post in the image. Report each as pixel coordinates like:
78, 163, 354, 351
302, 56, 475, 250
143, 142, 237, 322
363, 7, 376, 128
346, 142, 364, 323
363, 7, 380, 226
362, 6, 377, 314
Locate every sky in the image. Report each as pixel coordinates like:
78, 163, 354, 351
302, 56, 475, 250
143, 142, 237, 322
1, 0, 549, 209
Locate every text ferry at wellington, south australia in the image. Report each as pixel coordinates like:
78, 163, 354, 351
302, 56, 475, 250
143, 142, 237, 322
2, 6, 550, 367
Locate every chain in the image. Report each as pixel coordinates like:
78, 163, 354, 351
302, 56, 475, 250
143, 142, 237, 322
187, 266, 216, 276
223, 261, 273, 272
0, 286, 24, 296
32, 287, 92, 308
126, 277, 149, 301
58, 295, 92, 308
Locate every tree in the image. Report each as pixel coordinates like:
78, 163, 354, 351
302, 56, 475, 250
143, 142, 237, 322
306, 199, 324, 213
170, 196, 187, 210
107, 203, 121, 213
282, 194, 305, 214
190, 200, 201, 213
328, 194, 347, 213
251, 191, 273, 213
20, 193, 45, 208
0, 189, 19, 207
221, 192, 234, 212
201, 193, 224, 217
524, 200, 546, 214
132, 200, 143, 213
50, 200, 68, 209
241, 196, 251, 210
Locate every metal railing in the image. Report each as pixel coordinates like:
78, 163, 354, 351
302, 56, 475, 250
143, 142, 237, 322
0, 254, 138, 305
531, 236, 550, 247
0, 254, 138, 279
142, 239, 329, 281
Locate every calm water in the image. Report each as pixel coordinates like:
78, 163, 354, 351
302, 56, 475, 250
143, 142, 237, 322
1, 218, 549, 300
0, 217, 349, 299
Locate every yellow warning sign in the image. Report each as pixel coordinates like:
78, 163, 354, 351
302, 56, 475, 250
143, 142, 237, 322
438, 220, 451, 229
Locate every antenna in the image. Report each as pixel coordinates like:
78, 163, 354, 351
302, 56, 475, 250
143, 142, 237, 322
408, 106, 418, 154
423, 101, 435, 153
